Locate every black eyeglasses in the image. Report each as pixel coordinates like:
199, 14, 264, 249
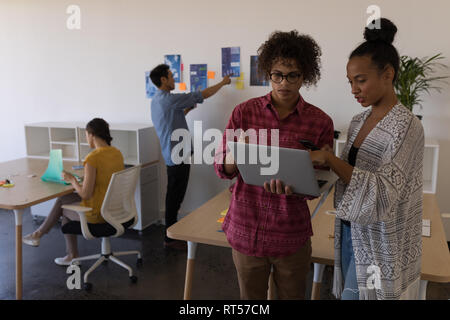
269, 72, 302, 84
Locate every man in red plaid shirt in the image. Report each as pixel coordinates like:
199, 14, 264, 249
214, 30, 334, 299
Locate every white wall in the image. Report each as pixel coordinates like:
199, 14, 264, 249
1, 0, 449, 215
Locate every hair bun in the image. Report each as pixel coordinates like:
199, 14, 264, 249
364, 18, 397, 44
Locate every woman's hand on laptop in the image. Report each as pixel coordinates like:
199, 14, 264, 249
62, 170, 77, 185
309, 144, 333, 166
264, 179, 293, 195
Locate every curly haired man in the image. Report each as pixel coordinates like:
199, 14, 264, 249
214, 30, 334, 299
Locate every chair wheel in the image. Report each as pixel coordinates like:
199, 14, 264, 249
137, 258, 143, 267
84, 283, 92, 292
130, 276, 138, 283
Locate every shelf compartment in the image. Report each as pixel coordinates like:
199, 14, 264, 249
50, 127, 77, 144
25, 126, 50, 158
110, 130, 138, 165
78, 128, 88, 144
51, 143, 78, 161
423, 145, 439, 194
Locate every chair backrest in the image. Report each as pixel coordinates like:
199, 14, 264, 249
101, 165, 141, 228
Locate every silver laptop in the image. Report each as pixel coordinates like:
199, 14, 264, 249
227, 141, 338, 197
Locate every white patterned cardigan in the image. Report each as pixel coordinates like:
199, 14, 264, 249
332, 103, 424, 300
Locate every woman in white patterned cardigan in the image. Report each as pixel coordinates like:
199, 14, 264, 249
310, 18, 424, 299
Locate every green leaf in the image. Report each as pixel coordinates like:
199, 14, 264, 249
395, 53, 449, 110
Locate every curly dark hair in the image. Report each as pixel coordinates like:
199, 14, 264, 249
257, 30, 322, 87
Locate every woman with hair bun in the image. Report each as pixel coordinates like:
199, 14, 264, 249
310, 18, 424, 299
23, 118, 125, 266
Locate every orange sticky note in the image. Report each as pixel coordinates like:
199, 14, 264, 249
217, 217, 225, 223
207, 71, 215, 79
179, 83, 187, 91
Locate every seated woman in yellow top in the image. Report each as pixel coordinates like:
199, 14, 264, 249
22, 118, 124, 266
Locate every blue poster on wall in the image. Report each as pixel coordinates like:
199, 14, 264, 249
221, 47, 240, 77
164, 54, 182, 83
250, 56, 269, 86
190, 64, 207, 92
145, 71, 157, 98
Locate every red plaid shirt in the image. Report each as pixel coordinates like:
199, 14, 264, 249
214, 92, 334, 257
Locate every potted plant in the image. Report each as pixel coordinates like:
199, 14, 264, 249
395, 53, 448, 119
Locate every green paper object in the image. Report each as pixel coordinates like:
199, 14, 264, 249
41, 149, 70, 185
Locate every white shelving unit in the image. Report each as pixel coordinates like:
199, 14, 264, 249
335, 133, 439, 194
422, 139, 439, 194
24, 122, 161, 230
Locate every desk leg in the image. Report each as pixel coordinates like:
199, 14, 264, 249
14, 209, 24, 300
183, 241, 197, 300
311, 263, 325, 300
419, 280, 428, 300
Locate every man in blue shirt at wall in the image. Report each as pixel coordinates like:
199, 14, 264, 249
150, 64, 231, 249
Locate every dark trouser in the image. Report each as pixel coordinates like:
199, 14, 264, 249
165, 163, 190, 242
232, 239, 312, 300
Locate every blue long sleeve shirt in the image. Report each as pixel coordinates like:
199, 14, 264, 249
150, 89, 204, 166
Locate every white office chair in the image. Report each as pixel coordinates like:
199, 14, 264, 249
61, 165, 142, 291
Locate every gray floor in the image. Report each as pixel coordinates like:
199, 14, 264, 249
0, 209, 448, 300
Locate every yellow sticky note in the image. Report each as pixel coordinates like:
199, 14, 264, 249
2, 183, 14, 188
207, 71, 215, 79
236, 81, 244, 90
220, 208, 228, 216
179, 83, 187, 91
237, 72, 244, 80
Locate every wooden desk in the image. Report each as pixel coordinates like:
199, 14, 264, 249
0, 157, 81, 300
167, 188, 450, 300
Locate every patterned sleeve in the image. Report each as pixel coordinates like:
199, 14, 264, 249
335, 116, 424, 226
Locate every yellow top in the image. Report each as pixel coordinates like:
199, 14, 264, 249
81, 146, 124, 224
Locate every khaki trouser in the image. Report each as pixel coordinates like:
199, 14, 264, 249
232, 238, 312, 300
